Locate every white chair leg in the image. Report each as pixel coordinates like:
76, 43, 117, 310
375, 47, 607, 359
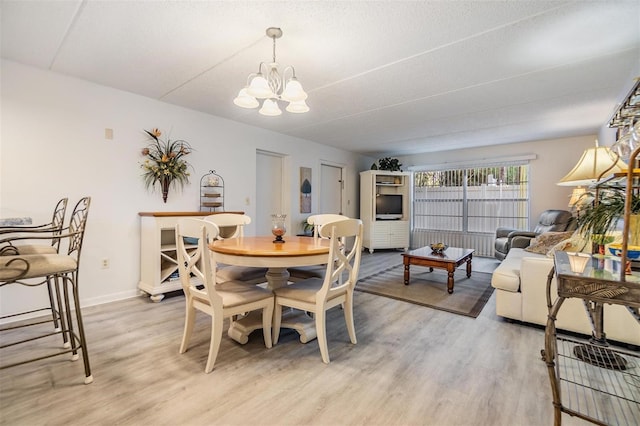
272, 303, 282, 345
179, 299, 196, 354
315, 310, 330, 364
204, 314, 223, 374
262, 299, 274, 349
344, 295, 357, 344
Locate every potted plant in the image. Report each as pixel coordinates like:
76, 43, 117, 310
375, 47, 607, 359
301, 217, 314, 236
377, 157, 402, 172
576, 188, 640, 246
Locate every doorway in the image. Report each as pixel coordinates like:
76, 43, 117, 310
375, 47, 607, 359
256, 150, 291, 235
320, 163, 344, 214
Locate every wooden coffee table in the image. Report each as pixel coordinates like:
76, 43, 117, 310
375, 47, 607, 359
402, 246, 475, 294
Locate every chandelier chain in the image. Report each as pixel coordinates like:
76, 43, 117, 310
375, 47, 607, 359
272, 35, 277, 64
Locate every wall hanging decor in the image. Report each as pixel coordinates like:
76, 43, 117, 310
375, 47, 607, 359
140, 128, 192, 203
300, 167, 312, 213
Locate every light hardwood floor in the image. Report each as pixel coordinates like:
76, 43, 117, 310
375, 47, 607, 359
1, 252, 587, 425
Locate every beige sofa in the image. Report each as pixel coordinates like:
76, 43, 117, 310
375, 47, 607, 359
491, 247, 640, 347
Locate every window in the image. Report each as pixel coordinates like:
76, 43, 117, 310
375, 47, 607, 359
412, 162, 530, 256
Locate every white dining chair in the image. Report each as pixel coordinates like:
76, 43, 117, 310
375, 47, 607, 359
272, 218, 363, 363
176, 218, 274, 373
307, 214, 350, 240
203, 213, 268, 284
289, 214, 350, 281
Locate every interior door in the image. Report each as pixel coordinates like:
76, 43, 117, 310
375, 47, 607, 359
256, 151, 283, 235
320, 163, 343, 214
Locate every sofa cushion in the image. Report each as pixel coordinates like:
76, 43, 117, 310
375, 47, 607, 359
491, 248, 546, 292
524, 231, 574, 255
545, 232, 591, 258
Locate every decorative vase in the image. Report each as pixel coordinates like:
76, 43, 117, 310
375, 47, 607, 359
271, 214, 286, 243
161, 177, 171, 203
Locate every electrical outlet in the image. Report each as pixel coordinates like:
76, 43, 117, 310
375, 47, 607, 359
101, 258, 109, 269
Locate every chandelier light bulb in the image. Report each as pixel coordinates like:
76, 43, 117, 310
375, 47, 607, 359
234, 27, 309, 116
259, 99, 282, 116
233, 88, 259, 109
286, 99, 310, 114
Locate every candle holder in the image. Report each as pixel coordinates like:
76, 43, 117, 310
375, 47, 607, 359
271, 214, 287, 243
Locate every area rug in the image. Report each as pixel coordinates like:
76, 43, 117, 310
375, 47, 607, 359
355, 264, 494, 318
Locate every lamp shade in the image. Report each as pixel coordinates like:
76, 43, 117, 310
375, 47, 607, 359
568, 187, 586, 208
557, 146, 628, 186
259, 99, 282, 116
233, 88, 259, 109
247, 74, 273, 99
281, 78, 308, 102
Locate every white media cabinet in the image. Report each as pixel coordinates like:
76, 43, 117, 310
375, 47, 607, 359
359, 170, 410, 253
138, 211, 243, 302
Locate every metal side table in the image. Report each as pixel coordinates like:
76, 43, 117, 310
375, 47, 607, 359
542, 251, 640, 425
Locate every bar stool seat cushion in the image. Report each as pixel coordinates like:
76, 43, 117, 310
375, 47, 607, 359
0, 254, 77, 281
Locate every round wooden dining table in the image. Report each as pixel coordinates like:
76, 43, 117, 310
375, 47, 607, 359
209, 236, 331, 344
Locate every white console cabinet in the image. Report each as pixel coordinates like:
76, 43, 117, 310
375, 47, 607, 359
360, 170, 410, 253
138, 211, 243, 302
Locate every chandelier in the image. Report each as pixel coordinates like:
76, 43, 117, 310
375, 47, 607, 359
233, 27, 309, 116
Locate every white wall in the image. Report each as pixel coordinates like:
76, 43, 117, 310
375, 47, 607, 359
0, 60, 371, 315
0, 59, 612, 316
395, 135, 597, 229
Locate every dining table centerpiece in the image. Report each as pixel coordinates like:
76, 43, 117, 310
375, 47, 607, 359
140, 128, 192, 203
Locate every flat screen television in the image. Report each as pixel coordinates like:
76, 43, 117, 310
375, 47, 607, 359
376, 194, 403, 219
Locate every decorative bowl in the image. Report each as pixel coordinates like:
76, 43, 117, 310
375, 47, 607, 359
430, 243, 448, 254
608, 243, 640, 260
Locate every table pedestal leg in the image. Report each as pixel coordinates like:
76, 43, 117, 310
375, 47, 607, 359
228, 267, 316, 344
266, 267, 290, 290
466, 257, 472, 278
228, 309, 316, 344
404, 263, 410, 285
278, 310, 316, 343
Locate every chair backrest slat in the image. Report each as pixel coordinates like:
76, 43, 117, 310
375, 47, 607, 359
51, 197, 68, 250
316, 219, 363, 301
204, 214, 251, 239
176, 218, 223, 307
307, 214, 349, 241
67, 197, 90, 258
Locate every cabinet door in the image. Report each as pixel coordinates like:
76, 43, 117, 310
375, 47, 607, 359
388, 221, 409, 246
372, 221, 391, 246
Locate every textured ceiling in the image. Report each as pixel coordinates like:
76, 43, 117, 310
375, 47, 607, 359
2, 0, 639, 157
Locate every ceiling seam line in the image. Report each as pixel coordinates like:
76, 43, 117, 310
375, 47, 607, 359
286, 46, 635, 133
373, 116, 599, 148
159, 36, 264, 100
308, 2, 574, 94
48, 0, 88, 70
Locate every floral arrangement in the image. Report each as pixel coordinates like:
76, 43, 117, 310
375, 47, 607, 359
140, 128, 192, 202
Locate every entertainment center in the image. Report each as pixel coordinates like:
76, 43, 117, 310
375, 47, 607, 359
360, 170, 410, 253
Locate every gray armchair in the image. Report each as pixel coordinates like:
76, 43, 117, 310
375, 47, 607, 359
494, 210, 577, 260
